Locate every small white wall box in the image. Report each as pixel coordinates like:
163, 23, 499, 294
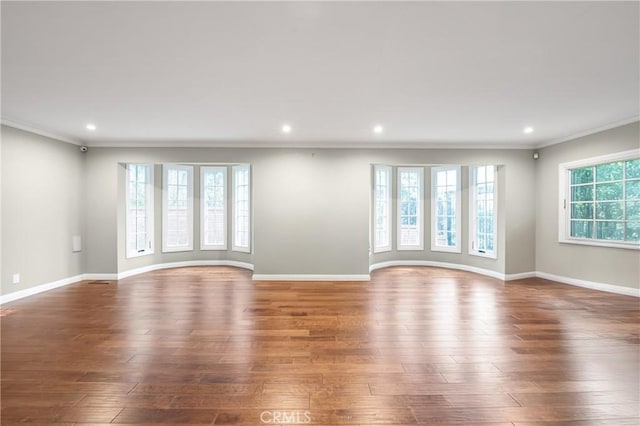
72, 235, 82, 252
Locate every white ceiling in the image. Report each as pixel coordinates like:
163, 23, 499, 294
2, 1, 639, 148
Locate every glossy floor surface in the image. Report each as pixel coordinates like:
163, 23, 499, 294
1, 266, 639, 425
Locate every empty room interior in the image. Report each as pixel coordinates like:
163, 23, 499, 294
1, 1, 639, 425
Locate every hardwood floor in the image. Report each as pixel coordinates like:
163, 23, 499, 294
1, 266, 639, 425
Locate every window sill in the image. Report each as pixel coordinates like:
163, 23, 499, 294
162, 246, 194, 253
469, 250, 497, 259
126, 250, 154, 259
431, 246, 462, 254
559, 238, 640, 251
373, 247, 392, 254
200, 246, 228, 251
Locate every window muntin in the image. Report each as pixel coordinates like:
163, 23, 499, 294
162, 164, 194, 252
125, 164, 154, 258
431, 166, 461, 253
373, 165, 392, 252
200, 166, 227, 250
561, 151, 640, 249
232, 164, 251, 252
397, 167, 424, 250
470, 165, 497, 258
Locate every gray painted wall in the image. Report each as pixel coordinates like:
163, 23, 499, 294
536, 121, 640, 290
5, 121, 638, 296
1, 126, 85, 295
85, 147, 536, 277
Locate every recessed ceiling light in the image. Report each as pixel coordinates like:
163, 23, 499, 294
373, 125, 384, 134
281, 124, 292, 134
523, 126, 534, 134
86, 123, 97, 131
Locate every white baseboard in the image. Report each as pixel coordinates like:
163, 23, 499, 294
535, 271, 640, 297
117, 260, 254, 279
369, 261, 638, 297
3, 263, 637, 305
83, 273, 118, 280
1, 261, 255, 304
252, 274, 370, 281
369, 260, 508, 280
504, 271, 537, 280
1, 274, 84, 304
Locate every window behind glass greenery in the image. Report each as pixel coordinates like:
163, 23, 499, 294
397, 167, 424, 250
126, 164, 154, 258
232, 164, 251, 252
470, 165, 497, 258
373, 165, 392, 253
564, 153, 640, 247
201, 166, 227, 250
431, 166, 461, 253
162, 164, 194, 252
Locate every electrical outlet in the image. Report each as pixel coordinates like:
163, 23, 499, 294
12, 273, 20, 284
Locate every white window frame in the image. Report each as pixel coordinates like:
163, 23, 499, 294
469, 165, 498, 259
162, 164, 194, 253
559, 149, 640, 250
373, 165, 392, 253
397, 167, 424, 250
431, 165, 462, 253
200, 166, 227, 250
232, 164, 251, 253
125, 164, 154, 259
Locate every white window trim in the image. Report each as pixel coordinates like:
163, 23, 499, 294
558, 149, 640, 250
162, 164, 194, 253
200, 166, 227, 251
373, 165, 392, 253
431, 165, 462, 253
232, 164, 251, 253
125, 164, 155, 259
397, 166, 424, 251
469, 165, 498, 259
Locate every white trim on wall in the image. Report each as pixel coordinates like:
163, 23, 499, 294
3, 264, 637, 305
0, 261, 255, 305
117, 260, 254, 280
535, 271, 640, 297
1, 274, 85, 304
252, 274, 370, 281
369, 260, 507, 280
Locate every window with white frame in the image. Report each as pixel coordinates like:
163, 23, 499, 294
431, 166, 461, 253
162, 164, 194, 252
373, 165, 392, 252
232, 164, 251, 252
201, 166, 227, 250
470, 165, 498, 258
125, 164, 154, 258
397, 167, 424, 250
559, 150, 640, 249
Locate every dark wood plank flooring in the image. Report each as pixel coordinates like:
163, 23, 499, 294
1, 266, 638, 425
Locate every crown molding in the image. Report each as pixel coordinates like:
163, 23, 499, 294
1, 118, 83, 146
537, 115, 640, 149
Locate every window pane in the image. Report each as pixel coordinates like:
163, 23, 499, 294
595, 182, 622, 201
595, 201, 623, 220
596, 221, 624, 240
570, 220, 593, 238
626, 179, 640, 200
626, 201, 640, 220
399, 168, 422, 247
571, 202, 593, 220
626, 159, 640, 179
596, 162, 623, 182
373, 166, 391, 250
571, 185, 593, 202
626, 222, 640, 242
571, 167, 593, 184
